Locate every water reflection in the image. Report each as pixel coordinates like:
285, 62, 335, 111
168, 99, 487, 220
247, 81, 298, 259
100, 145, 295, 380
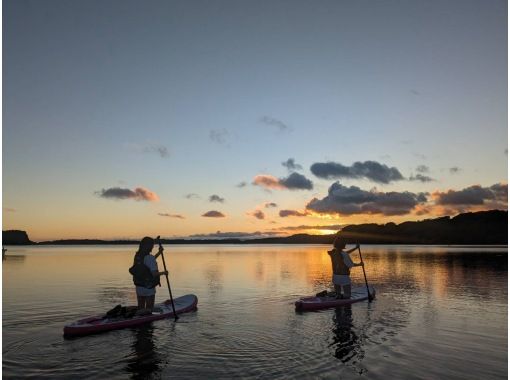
254, 260, 264, 282
1, 254, 26, 262
126, 325, 161, 380
204, 261, 223, 296
2, 245, 507, 380
330, 306, 360, 363
280, 259, 292, 280
96, 286, 132, 305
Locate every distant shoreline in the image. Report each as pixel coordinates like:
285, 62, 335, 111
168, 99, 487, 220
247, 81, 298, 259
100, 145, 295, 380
3, 210, 508, 246
4, 242, 508, 248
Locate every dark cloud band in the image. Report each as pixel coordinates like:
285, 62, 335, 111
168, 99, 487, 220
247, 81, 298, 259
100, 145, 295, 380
310, 161, 404, 184
279, 210, 310, 217
97, 187, 159, 202
433, 183, 507, 205
273, 224, 344, 231
202, 210, 226, 218
188, 231, 280, 239
409, 174, 434, 182
158, 213, 185, 219
306, 182, 427, 216
253, 173, 313, 191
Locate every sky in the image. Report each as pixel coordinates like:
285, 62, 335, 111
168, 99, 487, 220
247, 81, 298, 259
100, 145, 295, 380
3, 0, 508, 241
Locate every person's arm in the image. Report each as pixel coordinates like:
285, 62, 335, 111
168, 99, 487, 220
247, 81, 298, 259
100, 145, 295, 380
153, 247, 163, 259
345, 245, 364, 266
148, 255, 168, 277
345, 243, 359, 254
152, 270, 168, 277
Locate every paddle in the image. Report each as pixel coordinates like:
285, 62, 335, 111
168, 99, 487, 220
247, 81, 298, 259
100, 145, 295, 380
156, 236, 178, 321
357, 242, 373, 302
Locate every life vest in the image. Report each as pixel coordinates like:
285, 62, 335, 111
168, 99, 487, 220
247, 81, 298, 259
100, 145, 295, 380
331, 249, 350, 275
128, 252, 160, 289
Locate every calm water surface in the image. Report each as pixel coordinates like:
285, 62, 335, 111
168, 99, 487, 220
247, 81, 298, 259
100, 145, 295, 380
3, 245, 507, 379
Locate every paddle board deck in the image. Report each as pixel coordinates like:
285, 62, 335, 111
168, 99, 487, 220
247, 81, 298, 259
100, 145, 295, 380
64, 294, 197, 337
295, 286, 375, 311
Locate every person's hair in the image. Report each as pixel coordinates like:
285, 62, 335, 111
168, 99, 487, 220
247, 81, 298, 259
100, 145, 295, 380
333, 235, 347, 250
137, 236, 154, 256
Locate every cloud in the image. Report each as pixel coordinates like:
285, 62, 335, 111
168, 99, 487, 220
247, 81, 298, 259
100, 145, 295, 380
209, 129, 229, 145
273, 224, 344, 231
279, 209, 310, 217
142, 144, 169, 158
413, 204, 434, 216
97, 187, 159, 202
188, 231, 281, 239
489, 183, 508, 200
209, 195, 225, 203
280, 172, 313, 190
248, 210, 265, 220
264, 202, 278, 208
416, 165, 429, 173
202, 210, 226, 218
409, 162, 434, 181
237, 182, 247, 188
252, 173, 314, 191
253, 175, 285, 190
260, 116, 292, 132
433, 183, 507, 205
409, 174, 434, 182
310, 161, 404, 184
185, 193, 200, 199
282, 158, 303, 171
412, 183, 508, 216
3, 207, 16, 212
126, 142, 170, 158
158, 213, 185, 219
306, 182, 427, 216
449, 167, 461, 174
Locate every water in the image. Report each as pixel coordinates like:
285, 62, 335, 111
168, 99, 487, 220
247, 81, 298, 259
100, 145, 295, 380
2, 245, 507, 379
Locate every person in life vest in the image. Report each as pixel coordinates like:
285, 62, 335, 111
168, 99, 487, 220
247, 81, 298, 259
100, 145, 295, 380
328, 236, 363, 299
129, 237, 168, 312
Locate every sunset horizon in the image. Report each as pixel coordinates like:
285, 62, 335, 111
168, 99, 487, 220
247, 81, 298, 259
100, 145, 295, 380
3, 2, 507, 242
2, 1, 507, 379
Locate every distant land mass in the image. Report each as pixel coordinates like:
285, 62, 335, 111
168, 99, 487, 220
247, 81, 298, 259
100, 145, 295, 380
2, 210, 508, 246
2, 230, 33, 245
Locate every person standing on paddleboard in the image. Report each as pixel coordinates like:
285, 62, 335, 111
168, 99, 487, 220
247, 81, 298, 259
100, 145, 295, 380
328, 236, 363, 299
129, 237, 168, 313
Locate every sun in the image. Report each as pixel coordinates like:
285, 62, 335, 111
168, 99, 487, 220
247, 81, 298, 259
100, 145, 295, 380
308, 229, 337, 236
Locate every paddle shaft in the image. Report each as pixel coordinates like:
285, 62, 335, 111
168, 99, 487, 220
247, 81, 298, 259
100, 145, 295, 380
157, 236, 178, 320
357, 244, 372, 302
